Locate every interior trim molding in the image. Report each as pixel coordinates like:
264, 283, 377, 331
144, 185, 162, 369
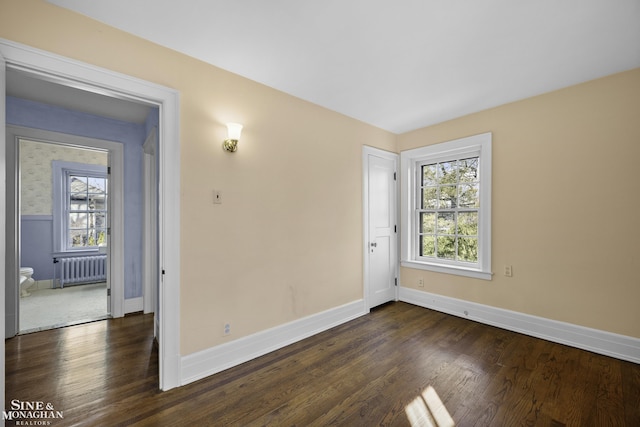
399, 287, 640, 364
20, 215, 53, 221
181, 299, 368, 386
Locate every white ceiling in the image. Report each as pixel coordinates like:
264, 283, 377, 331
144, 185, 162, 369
47, 0, 640, 133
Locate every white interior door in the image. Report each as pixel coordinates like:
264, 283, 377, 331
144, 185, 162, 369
364, 147, 398, 309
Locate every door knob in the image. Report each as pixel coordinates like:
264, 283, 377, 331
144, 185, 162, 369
370, 242, 377, 247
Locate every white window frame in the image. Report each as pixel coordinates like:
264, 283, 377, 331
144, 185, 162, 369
52, 160, 108, 254
400, 132, 492, 280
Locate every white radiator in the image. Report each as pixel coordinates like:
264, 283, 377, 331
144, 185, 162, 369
59, 255, 107, 287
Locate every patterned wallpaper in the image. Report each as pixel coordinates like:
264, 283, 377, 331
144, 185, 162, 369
20, 139, 108, 215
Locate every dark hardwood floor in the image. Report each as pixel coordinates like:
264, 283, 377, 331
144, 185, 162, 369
5, 302, 640, 426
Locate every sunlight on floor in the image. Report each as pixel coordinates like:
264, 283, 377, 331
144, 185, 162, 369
405, 385, 455, 427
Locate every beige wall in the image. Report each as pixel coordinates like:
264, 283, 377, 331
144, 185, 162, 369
0, 0, 397, 355
2, 0, 637, 355
399, 68, 640, 339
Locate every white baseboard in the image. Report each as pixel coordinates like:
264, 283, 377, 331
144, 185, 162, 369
35, 280, 53, 290
399, 287, 640, 364
124, 297, 143, 314
181, 300, 368, 386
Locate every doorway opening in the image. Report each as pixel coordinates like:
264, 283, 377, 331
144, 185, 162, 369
6, 124, 127, 337
1, 38, 182, 391
18, 139, 111, 333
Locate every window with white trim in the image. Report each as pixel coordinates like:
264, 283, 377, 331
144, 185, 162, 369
401, 133, 492, 280
53, 161, 108, 253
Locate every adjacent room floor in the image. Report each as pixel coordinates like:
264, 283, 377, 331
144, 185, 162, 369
19, 282, 108, 333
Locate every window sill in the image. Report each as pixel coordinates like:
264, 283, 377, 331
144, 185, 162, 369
401, 260, 493, 281
52, 249, 104, 258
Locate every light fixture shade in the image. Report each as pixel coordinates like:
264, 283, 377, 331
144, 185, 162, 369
226, 123, 243, 140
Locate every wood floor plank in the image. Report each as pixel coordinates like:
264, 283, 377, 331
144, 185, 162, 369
5, 302, 639, 426
544, 346, 596, 427
594, 356, 625, 426
621, 360, 640, 426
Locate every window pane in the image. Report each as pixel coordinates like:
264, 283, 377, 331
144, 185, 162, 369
436, 236, 455, 259
422, 164, 437, 185
70, 200, 89, 211
69, 212, 87, 228
87, 177, 107, 194
437, 161, 457, 184
70, 175, 87, 189
458, 184, 479, 208
69, 230, 88, 247
420, 235, 435, 257
95, 229, 107, 247
89, 212, 107, 228
87, 194, 106, 210
438, 185, 457, 208
87, 229, 107, 246
459, 157, 479, 183
421, 212, 436, 233
422, 187, 437, 209
437, 212, 455, 234
458, 237, 478, 262
457, 212, 478, 236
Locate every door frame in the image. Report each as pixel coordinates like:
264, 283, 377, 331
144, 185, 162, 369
0, 39, 181, 392
362, 146, 399, 310
1, 47, 6, 412
142, 127, 158, 327
6, 126, 124, 336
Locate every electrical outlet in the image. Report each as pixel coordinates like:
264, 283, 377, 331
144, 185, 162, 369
417, 277, 424, 288
504, 265, 513, 277
223, 322, 231, 336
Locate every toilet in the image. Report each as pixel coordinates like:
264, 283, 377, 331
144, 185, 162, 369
19, 267, 35, 297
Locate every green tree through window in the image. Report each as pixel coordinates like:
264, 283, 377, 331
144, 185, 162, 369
401, 132, 491, 279
419, 157, 479, 263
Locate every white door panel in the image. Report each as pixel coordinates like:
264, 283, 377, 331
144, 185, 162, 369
364, 148, 398, 309
370, 235, 392, 301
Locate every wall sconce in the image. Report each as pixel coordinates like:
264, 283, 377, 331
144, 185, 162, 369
223, 123, 243, 152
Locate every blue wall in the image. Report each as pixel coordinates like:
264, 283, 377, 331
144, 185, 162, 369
20, 216, 55, 281
7, 96, 159, 300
